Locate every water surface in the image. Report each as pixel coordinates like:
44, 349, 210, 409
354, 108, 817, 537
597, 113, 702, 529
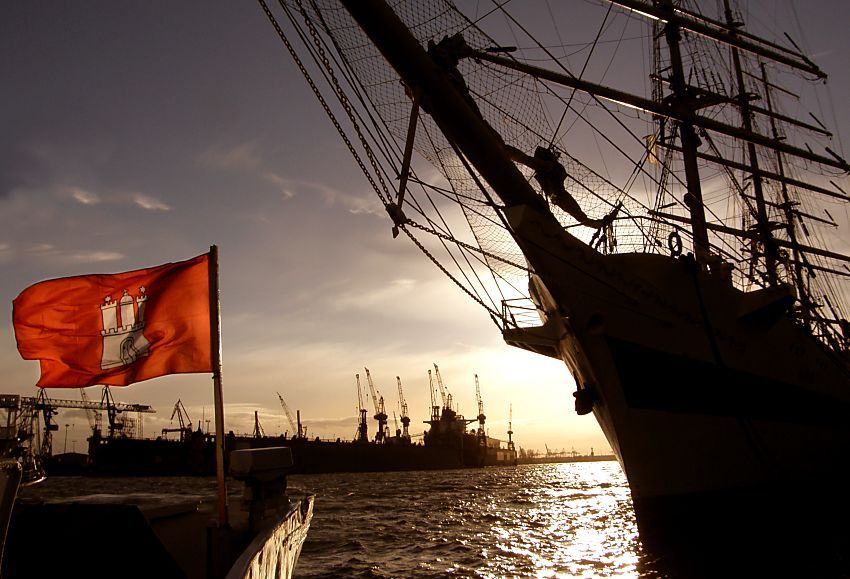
290, 462, 639, 578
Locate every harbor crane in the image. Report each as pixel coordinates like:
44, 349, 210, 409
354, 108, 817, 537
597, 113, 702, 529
433, 363, 452, 411
22, 387, 155, 455
35, 390, 57, 457
507, 404, 515, 451
474, 374, 486, 441
396, 376, 411, 440
427, 370, 440, 422
0, 395, 44, 483
276, 392, 303, 439
78, 388, 101, 435
364, 367, 388, 443
162, 399, 193, 442
355, 374, 368, 443
252, 411, 265, 438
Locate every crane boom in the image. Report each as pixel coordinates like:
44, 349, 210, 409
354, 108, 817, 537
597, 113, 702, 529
356, 373, 365, 412
428, 369, 439, 422
78, 388, 98, 433
474, 374, 486, 439
28, 395, 154, 414
396, 376, 411, 440
364, 367, 388, 443
474, 374, 484, 416
276, 392, 299, 438
355, 373, 368, 442
507, 404, 514, 451
162, 399, 193, 441
396, 376, 408, 419
433, 363, 449, 409
170, 399, 191, 430
364, 367, 380, 414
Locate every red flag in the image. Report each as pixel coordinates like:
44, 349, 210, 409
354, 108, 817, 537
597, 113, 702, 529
13, 253, 212, 388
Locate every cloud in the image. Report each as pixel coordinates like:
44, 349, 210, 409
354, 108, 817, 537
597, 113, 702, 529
0, 144, 48, 198
199, 142, 299, 201
0, 243, 124, 264
66, 186, 100, 205
262, 172, 296, 200
198, 141, 383, 214
133, 193, 171, 211
334, 278, 417, 311
263, 172, 383, 215
199, 141, 263, 171
69, 250, 125, 262
304, 178, 383, 216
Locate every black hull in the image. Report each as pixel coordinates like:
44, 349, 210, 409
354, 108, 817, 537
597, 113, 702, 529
76, 434, 517, 476
238, 437, 469, 474
5, 465, 314, 579
501, 204, 850, 551
84, 433, 216, 476
633, 485, 850, 578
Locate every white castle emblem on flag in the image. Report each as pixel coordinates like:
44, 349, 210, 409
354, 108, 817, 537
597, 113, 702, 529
100, 287, 150, 370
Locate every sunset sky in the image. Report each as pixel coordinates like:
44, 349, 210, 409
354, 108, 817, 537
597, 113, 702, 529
3, 1, 849, 455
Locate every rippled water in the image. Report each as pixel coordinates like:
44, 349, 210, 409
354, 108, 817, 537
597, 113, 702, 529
19, 462, 850, 577
289, 462, 639, 578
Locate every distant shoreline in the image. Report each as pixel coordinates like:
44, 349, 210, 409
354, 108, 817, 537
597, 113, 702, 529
517, 454, 617, 465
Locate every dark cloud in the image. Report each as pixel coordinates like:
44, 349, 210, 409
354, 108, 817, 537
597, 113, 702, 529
0, 144, 48, 199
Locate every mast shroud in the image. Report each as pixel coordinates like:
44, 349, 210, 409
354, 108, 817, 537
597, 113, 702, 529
338, 0, 543, 214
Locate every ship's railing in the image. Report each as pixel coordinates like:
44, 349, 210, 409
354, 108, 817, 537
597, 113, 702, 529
482, 436, 512, 450
501, 298, 541, 329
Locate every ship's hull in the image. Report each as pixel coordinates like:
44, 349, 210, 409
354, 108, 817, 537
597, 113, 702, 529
236, 435, 518, 473
237, 437, 468, 473
4, 487, 313, 579
86, 432, 216, 476
502, 205, 850, 543
80, 434, 517, 476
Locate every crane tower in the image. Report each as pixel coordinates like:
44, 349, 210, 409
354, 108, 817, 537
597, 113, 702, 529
364, 367, 388, 443
507, 404, 515, 451
161, 399, 193, 442
396, 376, 411, 440
433, 363, 451, 411
474, 374, 486, 441
355, 374, 368, 443
428, 369, 440, 422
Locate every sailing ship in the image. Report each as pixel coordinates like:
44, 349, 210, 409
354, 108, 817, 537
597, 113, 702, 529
258, 0, 850, 558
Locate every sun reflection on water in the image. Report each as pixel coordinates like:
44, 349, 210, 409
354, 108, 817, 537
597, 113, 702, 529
285, 461, 641, 577
472, 463, 639, 578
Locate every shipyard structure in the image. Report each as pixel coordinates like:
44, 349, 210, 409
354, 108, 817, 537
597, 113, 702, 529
20, 366, 516, 476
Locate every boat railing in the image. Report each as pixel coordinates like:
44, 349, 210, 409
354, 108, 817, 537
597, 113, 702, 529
501, 298, 541, 329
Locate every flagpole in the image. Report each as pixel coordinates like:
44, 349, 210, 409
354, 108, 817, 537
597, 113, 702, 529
209, 244, 228, 527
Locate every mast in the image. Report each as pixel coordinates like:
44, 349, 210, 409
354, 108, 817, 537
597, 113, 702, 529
723, 0, 778, 286
759, 62, 811, 322
607, 0, 826, 78
209, 244, 228, 526
656, 0, 711, 266
319, 0, 849, 348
